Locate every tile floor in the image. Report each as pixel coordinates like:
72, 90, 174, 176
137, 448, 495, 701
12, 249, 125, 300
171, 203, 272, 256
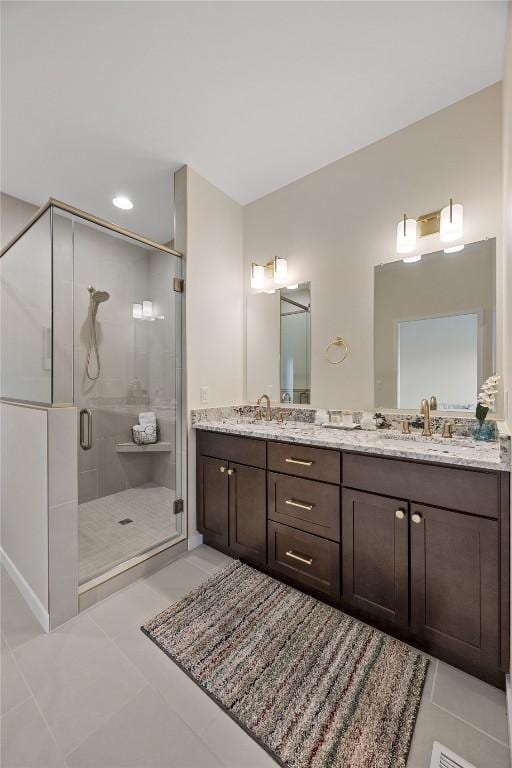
79, 485, 178, 584
1, 545, 510, 768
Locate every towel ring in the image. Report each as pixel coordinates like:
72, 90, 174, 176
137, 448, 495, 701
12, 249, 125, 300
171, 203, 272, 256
326, 336, 349, 365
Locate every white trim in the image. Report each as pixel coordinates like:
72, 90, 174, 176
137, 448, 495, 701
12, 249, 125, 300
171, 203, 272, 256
506, 674, 512, 754
0, 547, 49, 632
188, 532, 203, 551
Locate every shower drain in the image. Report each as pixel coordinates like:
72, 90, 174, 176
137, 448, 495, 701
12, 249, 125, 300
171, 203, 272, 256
118, 518, 133, 525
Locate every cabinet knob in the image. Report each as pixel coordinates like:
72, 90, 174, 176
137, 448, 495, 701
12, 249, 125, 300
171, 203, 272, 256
227, 468, 234, 476
220, 466, 226, 473
395, 509, 405, 520
411, 512, 422, 524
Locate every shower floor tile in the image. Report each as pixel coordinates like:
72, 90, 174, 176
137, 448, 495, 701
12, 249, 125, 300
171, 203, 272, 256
79, 486, 177, 585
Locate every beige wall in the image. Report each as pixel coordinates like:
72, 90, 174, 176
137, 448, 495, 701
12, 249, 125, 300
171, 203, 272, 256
244, 84, 503, 410
174, 166, 244, 542
0, 192, 38, 247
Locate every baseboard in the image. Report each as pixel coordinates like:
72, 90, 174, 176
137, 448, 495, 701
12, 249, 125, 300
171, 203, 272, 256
506, 674, 512, 755
0, 547, 49, 632
188, 532, 203, 551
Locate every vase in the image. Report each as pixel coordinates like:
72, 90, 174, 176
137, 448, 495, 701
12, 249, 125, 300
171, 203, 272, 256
472, 421, 494, 442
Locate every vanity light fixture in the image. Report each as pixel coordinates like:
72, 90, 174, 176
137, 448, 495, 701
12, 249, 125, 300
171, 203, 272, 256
440, 199, 464, 243
396, 199, 464, 260
396, 215, 417, 255
132, 303, 143, 319
112, 196, 133, 210
250, 257, 289, 290
444, 244, 465, 254
402, 254, 422, 264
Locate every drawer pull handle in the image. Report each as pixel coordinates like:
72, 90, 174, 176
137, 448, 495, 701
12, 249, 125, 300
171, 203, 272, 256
285, 458, 314, 467
220, 466, 226, 473
395, 510, 405, 520
286, 499, 314, 511
285, 550, 313, 566
227, 468, 235, 476
411, 512, 422, 524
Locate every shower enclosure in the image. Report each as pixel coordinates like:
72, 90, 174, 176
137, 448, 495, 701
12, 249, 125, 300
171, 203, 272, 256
1, 199, 184, 599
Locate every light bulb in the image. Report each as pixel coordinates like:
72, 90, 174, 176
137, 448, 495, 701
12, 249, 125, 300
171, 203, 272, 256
273, 257, 288, 284
251, 264, 265, 290
440, 200, 463, 243
132, 303, 143, 319
444, 244, 464, 254
396, 215, 417, 254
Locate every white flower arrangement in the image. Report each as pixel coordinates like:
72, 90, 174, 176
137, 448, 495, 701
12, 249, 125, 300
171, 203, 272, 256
476, 374, 500, 424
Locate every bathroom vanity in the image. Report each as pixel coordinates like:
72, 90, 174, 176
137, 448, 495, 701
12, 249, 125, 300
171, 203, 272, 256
194, 416, 510, 688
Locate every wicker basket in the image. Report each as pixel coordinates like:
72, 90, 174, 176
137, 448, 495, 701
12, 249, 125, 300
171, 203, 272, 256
132, 424, 159, 446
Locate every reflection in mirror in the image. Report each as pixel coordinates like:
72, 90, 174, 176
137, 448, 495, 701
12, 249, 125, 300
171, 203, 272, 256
246, 283, 311, 403
374, 239, 495, 411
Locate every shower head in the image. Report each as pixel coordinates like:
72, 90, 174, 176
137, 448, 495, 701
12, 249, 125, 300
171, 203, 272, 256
88, 286, 110, 305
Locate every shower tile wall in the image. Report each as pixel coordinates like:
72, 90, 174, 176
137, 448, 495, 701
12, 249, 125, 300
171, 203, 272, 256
74, 224, 176, 503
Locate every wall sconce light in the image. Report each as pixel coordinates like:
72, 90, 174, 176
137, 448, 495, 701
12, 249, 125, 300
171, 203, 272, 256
396, 198, 464, 262
273, 256, 288, 284
142, 300, 153, 318
132, 303, 143, 319
396, 215, 417, 255
440, 198, 464, 243
251, 263, 265, 290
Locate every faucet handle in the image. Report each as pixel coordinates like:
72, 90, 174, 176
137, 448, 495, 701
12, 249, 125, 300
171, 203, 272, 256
442, 422, 453, 438
401, 420, 411, 435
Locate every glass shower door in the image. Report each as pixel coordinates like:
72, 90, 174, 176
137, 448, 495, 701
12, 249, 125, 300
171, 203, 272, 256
69, 215, 183, 587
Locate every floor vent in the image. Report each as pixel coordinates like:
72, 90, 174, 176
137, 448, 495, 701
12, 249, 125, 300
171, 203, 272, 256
430, 742, 477, 768
118, 518, 133, 525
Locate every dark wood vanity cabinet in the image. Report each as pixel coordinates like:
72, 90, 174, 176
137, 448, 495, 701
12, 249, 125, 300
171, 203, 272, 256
342, 489, 409, 631
197, 434, 267, 566
410, 503, 500, 674
196, 429, 509, 687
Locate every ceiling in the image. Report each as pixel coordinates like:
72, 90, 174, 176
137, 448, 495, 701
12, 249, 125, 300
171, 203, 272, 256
1, 1, 507, 243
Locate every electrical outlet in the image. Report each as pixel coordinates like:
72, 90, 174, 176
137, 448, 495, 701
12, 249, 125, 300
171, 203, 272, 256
200, 386, 209, 405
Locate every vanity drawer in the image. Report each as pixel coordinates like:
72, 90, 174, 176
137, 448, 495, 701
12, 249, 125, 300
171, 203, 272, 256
268, 473, 340, 541
268, 441, 340, 484
268, 521, 340, 599
343, 453, 499, 519
197, 430, 266, 469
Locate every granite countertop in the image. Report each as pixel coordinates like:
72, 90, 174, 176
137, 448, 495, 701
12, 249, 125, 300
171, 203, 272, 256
192, 416, 510, 472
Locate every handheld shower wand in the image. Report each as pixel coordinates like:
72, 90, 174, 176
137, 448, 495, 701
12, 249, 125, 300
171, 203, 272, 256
86, 286, 110, 381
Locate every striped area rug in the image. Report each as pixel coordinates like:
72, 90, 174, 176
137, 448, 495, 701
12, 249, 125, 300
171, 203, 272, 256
142, 560, 428, 768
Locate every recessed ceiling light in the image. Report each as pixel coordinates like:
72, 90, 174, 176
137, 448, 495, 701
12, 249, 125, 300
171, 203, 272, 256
112, 196, 133, 210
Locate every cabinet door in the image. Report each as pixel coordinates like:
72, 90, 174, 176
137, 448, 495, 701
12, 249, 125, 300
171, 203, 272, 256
228, 462, 267, 566
197, 455, 229, 548
410, 503, 499, 672
342, 489, 409, 630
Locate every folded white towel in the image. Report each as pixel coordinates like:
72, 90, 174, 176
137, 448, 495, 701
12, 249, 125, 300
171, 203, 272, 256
139, 411, 156, 426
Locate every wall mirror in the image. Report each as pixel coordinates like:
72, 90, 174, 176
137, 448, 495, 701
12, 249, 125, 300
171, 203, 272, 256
246, 282, 311, 403
374, 238, 496, 411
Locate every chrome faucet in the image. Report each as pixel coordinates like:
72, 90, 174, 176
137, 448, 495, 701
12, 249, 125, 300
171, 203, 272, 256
257, 393, 272, 422
420, 398, 432, 437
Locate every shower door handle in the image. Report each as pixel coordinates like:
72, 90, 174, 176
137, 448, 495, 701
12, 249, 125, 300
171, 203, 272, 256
79, 409, 93, 450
